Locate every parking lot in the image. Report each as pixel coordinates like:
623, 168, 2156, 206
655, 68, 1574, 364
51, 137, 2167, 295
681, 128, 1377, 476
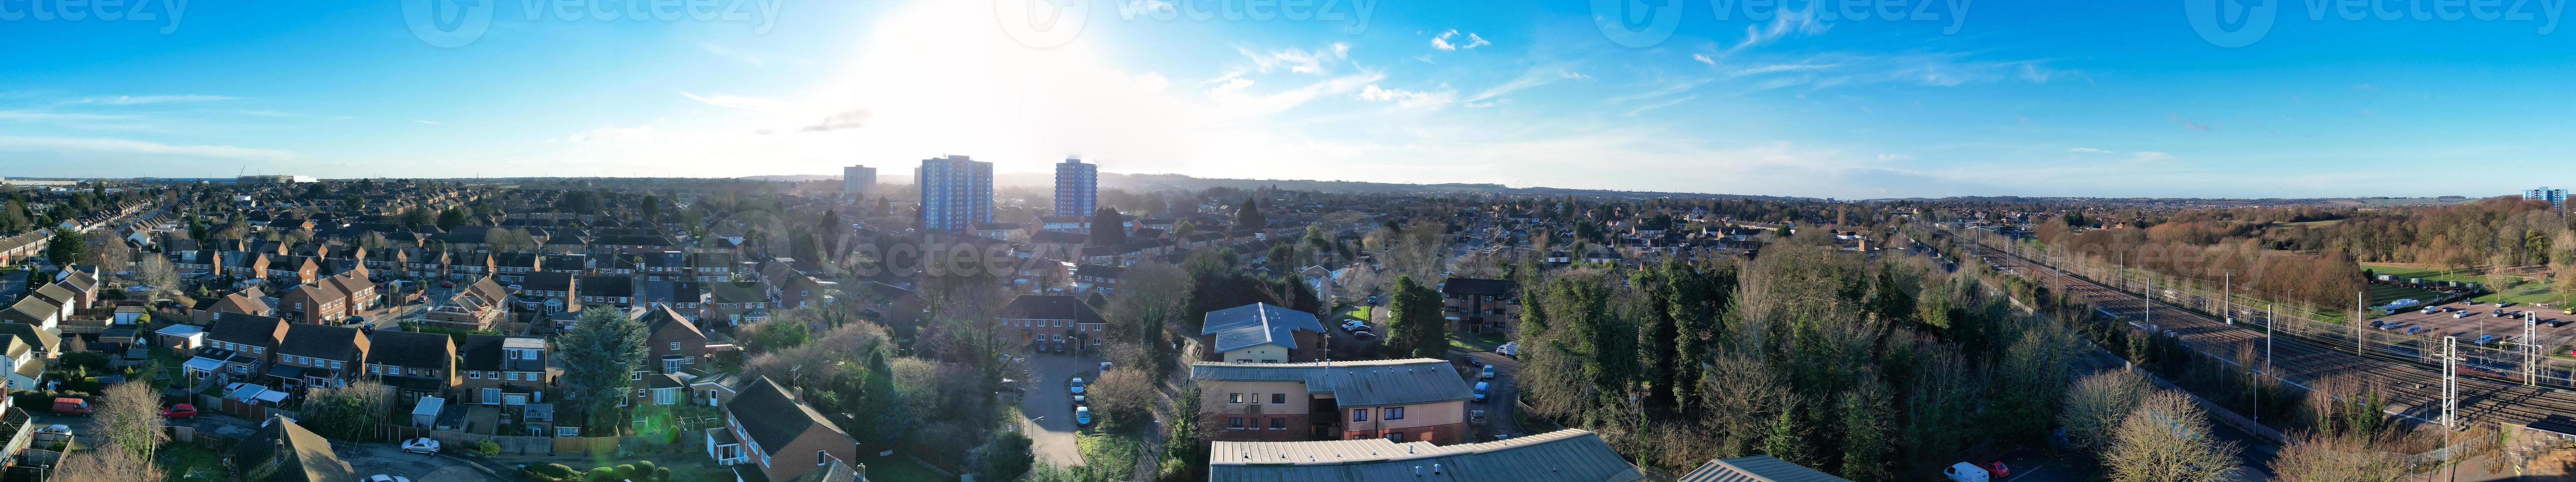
2369, 301, 2573, 349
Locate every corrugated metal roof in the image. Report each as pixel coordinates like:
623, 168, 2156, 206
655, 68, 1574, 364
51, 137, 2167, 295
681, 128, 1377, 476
1190, 359, 1472, 407
1209, 429, 1643, 482
1674, 456, 1853, 482
1200, 302, 1326, 353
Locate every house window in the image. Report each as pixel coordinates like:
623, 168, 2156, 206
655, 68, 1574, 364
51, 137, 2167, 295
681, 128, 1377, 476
508, 372, 522, 381
1270, 418, 1285, 430
469, 371, 481, 379
1386, 407, 1405, 421
1271, 393, 1286, 404
1228, 393, 1244, 404
1386, 432, 1405, 442
1352, 409, 1368, 422
668, 342, 680, 351
1227, 417, 1243, 429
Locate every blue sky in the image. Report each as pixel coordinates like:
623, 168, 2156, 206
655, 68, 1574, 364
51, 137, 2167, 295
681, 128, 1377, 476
3, 0, 2574, 199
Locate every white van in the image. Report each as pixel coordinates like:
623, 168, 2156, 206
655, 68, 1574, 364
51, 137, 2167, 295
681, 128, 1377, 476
1944, 462, 1991, 482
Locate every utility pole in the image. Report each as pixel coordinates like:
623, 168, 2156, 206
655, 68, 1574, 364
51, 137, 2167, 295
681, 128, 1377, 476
2224, 271, 2233, 325
2528, 311, 2542, 387
2357, 291, 2367, 356
2443, 335, 2460, 430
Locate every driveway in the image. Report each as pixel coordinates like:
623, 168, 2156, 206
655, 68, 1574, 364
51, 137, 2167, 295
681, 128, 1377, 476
1461, 350, 1524, 441
1015, 350, 1094, 468
337, 440, 501, 482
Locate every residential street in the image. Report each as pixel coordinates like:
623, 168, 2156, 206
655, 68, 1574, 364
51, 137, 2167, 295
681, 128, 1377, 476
1015, 349, 1094, 468
1460, 349, 1527, 441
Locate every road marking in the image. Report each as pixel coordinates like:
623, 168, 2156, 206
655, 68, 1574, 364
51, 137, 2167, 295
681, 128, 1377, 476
2000, 464, 2046, 482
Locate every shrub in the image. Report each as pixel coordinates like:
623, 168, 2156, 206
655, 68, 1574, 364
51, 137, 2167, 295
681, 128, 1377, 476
477, 440, 502, 456
615, 464, 638, 479
544, 464, 579, 478
651, 467, 673, 482
586, 467, 616, 482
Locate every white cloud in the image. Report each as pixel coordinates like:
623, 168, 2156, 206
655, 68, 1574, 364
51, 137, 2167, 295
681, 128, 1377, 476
61, 94, 234, 105
1721, 8, 1830, 57
701, 43, 768, 66
555, 125, 659, 143
1241, 43, 1351, 75
2069, 147, 2116, 154
1877, 153, 1914, 161
0, 135, 299, 161
1467, 67, 1589, 103
1692, 54, 1716, 66
1134, 72, 1171, 91
680, 90, 793, 112
0, 110, 137, 121
1625, 94, 1696, 116
1431, 30, 1491, 51
1359, 85, 1458, 110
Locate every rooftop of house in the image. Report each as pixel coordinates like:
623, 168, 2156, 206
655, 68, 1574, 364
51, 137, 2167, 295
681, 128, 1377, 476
1198, 302, 1326, 354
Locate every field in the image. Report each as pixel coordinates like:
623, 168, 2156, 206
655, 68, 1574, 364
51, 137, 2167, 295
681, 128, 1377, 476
2364, 263, 2564, 306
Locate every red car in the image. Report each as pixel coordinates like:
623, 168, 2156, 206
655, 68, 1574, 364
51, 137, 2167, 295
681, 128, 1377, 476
440, 281, 457, 289
1984, 461, 2010, 477
161, 403, 198, 419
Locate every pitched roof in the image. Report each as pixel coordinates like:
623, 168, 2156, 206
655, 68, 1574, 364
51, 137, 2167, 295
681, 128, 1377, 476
999, 295, 1105, 324
1208, 429, 1643, 482
786, 455, 869, 482
1199, 303, 1326, 353
206, 313, 287, 347
581, 275, 635, 298
1190, 359, 1473, 407
0, 323, 57, 354
232, 416, 358, 482
364, 330, 453, 369
275, 323, 366, 362
1675, 456, 1853, 482
727, 376, 853, 455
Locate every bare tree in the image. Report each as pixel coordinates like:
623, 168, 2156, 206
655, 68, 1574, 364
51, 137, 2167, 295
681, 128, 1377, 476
133, 256, 179, 300
1087, 367, 1155, 424
2103, 391, 2242, 482
2270, 431, 2407, 482
50, 444, 163, 482
93, 382, 167, 458
2059, 370, 2154, 453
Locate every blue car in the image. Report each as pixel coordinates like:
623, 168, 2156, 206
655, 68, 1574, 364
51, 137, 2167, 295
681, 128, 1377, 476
1074, 406, 1093, 426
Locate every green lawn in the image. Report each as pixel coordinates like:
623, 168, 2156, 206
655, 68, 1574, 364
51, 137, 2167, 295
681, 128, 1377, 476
161, 444, 226, 482
1338, 306, 1372, 322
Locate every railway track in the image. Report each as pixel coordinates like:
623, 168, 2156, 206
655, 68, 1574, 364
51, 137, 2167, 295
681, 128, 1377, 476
1950, 235, 2576, 434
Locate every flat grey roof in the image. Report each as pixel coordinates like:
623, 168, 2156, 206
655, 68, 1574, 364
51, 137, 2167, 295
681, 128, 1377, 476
1190, 359, 1472, 407
1209, 429, 1643, 482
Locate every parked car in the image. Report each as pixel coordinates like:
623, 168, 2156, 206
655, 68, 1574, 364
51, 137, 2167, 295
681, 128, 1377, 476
1480, 365, 1497, 379
1985, 461, 2010, 477
2407, 326, 2426, 335
1069, 377, 1086, 395
1497, 342, 1519, 358
400, 437, 441, 455
1072, 394, 1087, 406
1052, 342, 1066, 354
34, 425, 70, 436
2456, 311, 2472, 319
1074, 406, 1093, 426
1943, 462, 1991, 482
51, 397, 89, 416
1473, 382, 1490, 402
2477, 334, 2499, 345
2501, 302, 2516, 308
439, 281, 456, 288
1470, 409, 1487, 424
1342, 321, 1372, 332
1352, 331, 1377, 340
160, 403, 197, 419
364, 475, 415, 482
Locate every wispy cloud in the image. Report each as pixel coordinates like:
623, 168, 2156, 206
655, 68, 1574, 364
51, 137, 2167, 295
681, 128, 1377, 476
701, 43, 768, 66
0, 135, 299, 161
2167, 113, 2213, 131
1692, 54, 1716, 66
1719, 8, 1829, 57
1466, 67, 1588, 103
1358, 84, 1458, 110
679, 90, 792, 112
1431, 30, 1490, 51
0, 110, 138, 121
1240, 43, 1351, 75
1625, 94, 1697, 116
61, 94, 235, 105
